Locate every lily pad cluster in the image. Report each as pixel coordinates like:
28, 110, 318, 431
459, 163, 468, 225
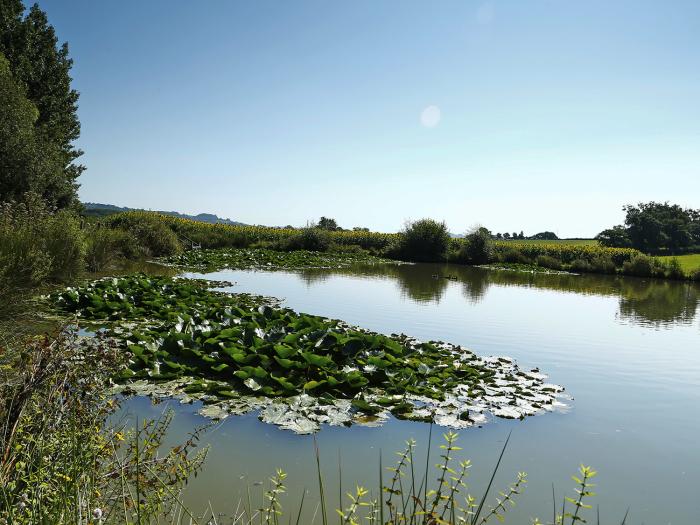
50, 275, 566, 433
161, 248, 393, 272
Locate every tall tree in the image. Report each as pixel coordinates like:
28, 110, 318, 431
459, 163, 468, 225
0, 52, 62, 201
0, 0, 82, 208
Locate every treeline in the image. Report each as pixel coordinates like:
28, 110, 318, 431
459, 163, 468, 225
597, 202, 700, 254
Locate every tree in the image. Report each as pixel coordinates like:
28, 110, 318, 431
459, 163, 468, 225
495, 232, 502, 239
512, 232, 518, 239
460, 227, 493, 264
0, 1, 82, 208
317, 217, 340, 231
596, 202, 699, 254
0, 52, 63, 202
518, 231, 525, 239
503, 232, 511, 239
393, 219, 450, 262
530, 231, 558, 240
596, 225, 631, 248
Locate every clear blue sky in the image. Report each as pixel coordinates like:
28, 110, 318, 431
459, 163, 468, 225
35, 0, 700, 236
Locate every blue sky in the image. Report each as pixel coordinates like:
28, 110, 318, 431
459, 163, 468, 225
35, 0, 700, 236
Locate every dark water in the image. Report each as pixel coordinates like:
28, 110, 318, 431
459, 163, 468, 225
120, 264, 700, 523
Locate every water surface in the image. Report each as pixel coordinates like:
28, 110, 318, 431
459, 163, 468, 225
120, 264, 700, 522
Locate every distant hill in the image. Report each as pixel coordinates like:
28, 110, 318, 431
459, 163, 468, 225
82, 202, 247, 226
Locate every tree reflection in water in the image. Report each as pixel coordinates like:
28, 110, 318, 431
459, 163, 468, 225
295, 262, 699, 327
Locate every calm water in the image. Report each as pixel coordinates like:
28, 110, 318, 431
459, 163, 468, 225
120, 264, 700, 523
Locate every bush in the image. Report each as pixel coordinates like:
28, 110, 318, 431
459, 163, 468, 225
104, 213, 182, 257
620, 254, 665, 278
498, 248, 532, 265
0, 196, 84, 288
569, 258, 592, 273
280, 227, 330, 252
692, 269, 700, 282
664, 258, 686, 280
458, 230, 493, 264
389, 219, 450, 262
589, 254, 616, 274
535, 254, 562, 270
84, 226, 140, 272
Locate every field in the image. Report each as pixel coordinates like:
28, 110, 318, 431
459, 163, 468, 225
657, 254, 700, 274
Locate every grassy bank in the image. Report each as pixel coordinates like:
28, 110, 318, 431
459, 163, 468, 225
657, 253, 700, 274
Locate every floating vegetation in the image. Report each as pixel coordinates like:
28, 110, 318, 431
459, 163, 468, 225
49, 275, 566, 433
476, 263, 574, 275
161, 248, 395, 272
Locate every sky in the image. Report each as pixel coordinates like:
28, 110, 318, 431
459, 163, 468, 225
33, 0, 700, 237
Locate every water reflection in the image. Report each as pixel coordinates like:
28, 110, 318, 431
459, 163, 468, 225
295, 263, 700, 327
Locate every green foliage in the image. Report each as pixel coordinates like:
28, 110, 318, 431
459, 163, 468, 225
458, 228, 493, 264
0, 328, 208, 524
48, 275, 561, 425
280, 226, 331, 251
530, 231, 559, 240
598, 202, 700, 254
164, 247, 390, 271
317, 216, 341, 231
498, 247, 532, 265
388, 219, 451, 262
535, 254, 563, 270
596, 225, 631, 248
0, 52, 64, 205
0, 195, 84, 290
84, 225, 140, 272
0, 3, 83, 209
620, 254, 666, 278
104, 212, 183, 257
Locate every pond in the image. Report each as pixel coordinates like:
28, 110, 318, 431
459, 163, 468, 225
118, 263, 700, 522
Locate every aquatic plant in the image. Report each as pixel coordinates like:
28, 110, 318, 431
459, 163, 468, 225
49, 275, 565, 433
161, 247, 394, 272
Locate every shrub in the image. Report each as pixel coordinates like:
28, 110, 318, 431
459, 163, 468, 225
104, 213, 182, 257
84, 226, 140, 272
664, 258, 686, 280
535, 254, 562, 270
589, 254, 616, 274
621, 254, 665, 278
692, 268, 700, 282
43, 210, 85, 281
280, 227, 330, 251
498, 247, 532, 265
458, 229, 493, 264
389, 219, 450, 262
0, 196, 84, 288
569, 258, 592, 273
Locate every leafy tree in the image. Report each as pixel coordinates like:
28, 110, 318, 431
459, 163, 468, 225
518, 231, 524, 239
317, 216, 340, 231
391, 218, 450, 262
0, 0, 82, 208
596, 225, 631, 248
530, 231, 558, 240
495, 232, 502, 239
0, 52, 62, 202
459, 227, 493, 264
511, 232, 518, 239
503, 232, 511, 239
597, 202, 699, 254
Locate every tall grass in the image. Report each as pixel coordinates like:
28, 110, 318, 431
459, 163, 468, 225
0, 327, 209, 524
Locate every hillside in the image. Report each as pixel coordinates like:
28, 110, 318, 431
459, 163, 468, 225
82, 202, 246, 226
